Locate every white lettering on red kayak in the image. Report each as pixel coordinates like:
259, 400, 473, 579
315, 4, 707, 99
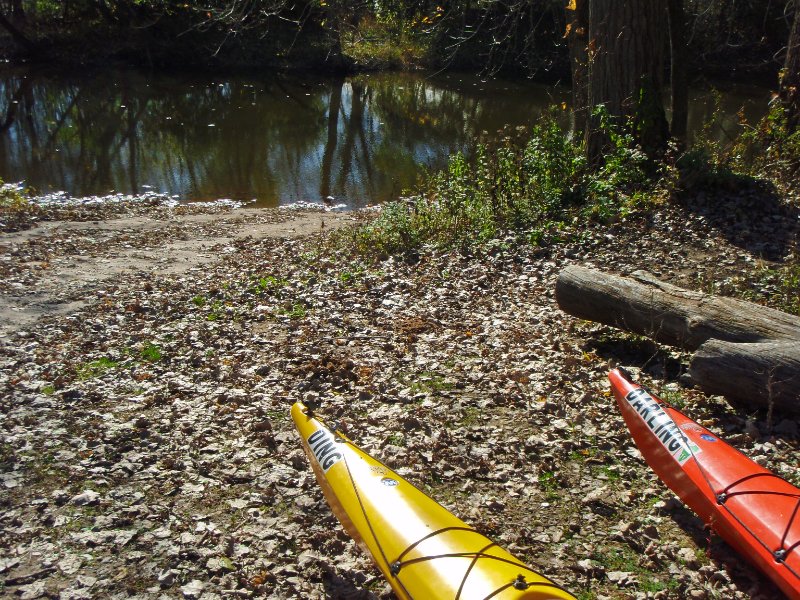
624, 388, 701, 465
307, 429, 343, 472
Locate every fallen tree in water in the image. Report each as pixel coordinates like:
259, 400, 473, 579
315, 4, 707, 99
556, 265, 800, 414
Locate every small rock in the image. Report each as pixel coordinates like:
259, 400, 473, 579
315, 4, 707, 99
180, 579, 205, 598
677, 547, 698, 568
574, 558, 605, 578
71, 490, 101, 506
17, 581, 46, 600
607, 570, 636, 587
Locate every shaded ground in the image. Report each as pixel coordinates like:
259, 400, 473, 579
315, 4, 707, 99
0, 194, 798, 600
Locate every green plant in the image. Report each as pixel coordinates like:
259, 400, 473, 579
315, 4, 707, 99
396, 370, 454, 395
730, 103, 800, 191
207, 300, 225, 321
593, 464, 622, 482
568, 448, 597, 463
338, 267, 365, 284
538, 471, 560, 500
460, 406, 481, 426
658, 386, 687, 410
340, 106, 666, 259
76, 357, 119, 380
582, 106, 659, 222
594, 545, 639, 572
386, 432, 405, 446
638, 576, 670, 593
251, 275, 288, 294
750, 259, 800, 315
191, 295, 206, 307
340, 7, 438, 69
278, 303, 307, 319
0, 181, 28, 209
139, 342, 163, 362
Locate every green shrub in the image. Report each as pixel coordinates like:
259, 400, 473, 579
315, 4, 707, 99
749, 258, 800, 315
0, 181, 28, 209
730, 103, 800, 192
0, 180, 41, 233
343, 107, 664, 258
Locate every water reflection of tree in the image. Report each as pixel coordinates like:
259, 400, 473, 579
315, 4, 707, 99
320, 77, 343, 201
317, 75, 498, 206
0, 71, 328, 201
337, 82, 377, 194
0, 69, 573, 204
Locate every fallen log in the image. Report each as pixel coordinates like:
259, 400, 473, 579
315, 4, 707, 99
689, 340, 800, 414
555, 265, 800, 350
555, 265, 800, 413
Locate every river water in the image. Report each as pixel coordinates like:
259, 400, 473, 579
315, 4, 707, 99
0, 67, 772, 209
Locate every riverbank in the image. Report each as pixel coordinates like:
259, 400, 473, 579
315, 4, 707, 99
0, 200, 354, 339
1, 191, 798, 599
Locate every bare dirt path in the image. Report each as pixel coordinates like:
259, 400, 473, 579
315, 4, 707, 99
0, 207, 354, 340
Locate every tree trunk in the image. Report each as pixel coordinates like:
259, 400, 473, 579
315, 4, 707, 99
566, 0, 589, 136
94, 0, 118, 24
585, 0, 670, 164
10, 0, 24, 23
556, 266, 800, 349
556, 265, 800, 412
690, 340, 800, 414
781, 2, 800, 130
0, 10, 34, 51
667, 0, 688, 143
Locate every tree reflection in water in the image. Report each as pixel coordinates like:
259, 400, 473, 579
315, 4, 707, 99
0, 68, 763, 208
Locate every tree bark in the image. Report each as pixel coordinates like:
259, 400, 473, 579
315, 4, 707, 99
9, 0, 24, 23
556, 265, 800, 349
690, 340, 800, 414
667, 0, 688, 143
585, 0, 670, 163
781, 2, 800, 130
566, 0, 590, 136
0, 10, 35, 51
556, 265, 800, 412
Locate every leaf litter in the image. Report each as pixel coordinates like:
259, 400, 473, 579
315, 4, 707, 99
1, 189, 798, 599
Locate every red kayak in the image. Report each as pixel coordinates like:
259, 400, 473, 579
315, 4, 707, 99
609, 368, 800, 599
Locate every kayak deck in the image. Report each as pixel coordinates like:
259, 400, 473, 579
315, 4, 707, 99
609, 369, 800, 600
291, 402, 576, 600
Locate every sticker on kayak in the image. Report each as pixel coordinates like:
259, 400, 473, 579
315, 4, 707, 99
625, 388, 701, 465
307, 429, 344, 472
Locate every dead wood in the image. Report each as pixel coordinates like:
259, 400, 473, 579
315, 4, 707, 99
556, 265, 800, 412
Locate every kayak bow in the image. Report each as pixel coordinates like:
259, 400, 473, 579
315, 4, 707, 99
291, 402, 576, 600
609, 368, 800, 599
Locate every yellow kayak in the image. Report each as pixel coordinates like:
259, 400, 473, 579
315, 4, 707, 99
291, 402, 576, 600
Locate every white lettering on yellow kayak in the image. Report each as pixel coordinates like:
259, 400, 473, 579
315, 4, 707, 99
308, 429, 343, 471
625, 388, 701, 465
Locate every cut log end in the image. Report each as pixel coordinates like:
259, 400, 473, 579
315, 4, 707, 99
689, 340, 800, 415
